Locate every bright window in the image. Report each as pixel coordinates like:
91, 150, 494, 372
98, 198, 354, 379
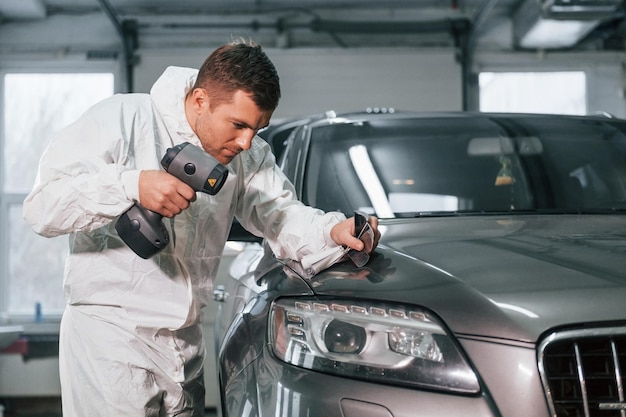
479, 71, 586, 115
2, 73, 114, 316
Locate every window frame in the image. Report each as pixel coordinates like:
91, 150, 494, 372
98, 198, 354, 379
471, 52, 626, 117
478, 70, 587, 115
0, 58, 121, 321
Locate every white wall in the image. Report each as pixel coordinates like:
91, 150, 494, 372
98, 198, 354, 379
135, 47, 464, 119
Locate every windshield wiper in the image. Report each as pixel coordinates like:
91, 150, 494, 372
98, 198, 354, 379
394, 210, 483, 218
392, 208, 626, 218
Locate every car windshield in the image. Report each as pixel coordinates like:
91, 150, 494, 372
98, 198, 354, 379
302, 115, 626, 218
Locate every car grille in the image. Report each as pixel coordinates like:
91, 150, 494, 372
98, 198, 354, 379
539, 327, 626, 417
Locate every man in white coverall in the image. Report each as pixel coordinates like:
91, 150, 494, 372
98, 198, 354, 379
23, 39, 379, 417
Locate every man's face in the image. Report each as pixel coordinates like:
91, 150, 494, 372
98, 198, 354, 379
191, 88, 273, 165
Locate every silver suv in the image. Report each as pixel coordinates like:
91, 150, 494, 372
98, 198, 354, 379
215, 111, 626, 417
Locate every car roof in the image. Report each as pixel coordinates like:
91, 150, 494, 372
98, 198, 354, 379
304, 110, 620, 130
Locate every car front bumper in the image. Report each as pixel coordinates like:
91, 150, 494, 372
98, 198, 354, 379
222, 345, 502, 417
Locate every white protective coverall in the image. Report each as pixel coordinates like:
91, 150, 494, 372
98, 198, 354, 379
23, 66, 346, 417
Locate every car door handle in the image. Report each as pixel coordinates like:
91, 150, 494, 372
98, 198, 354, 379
212, 285, 229, 302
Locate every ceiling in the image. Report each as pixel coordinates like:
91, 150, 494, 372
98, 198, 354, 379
0, 0, 625, 53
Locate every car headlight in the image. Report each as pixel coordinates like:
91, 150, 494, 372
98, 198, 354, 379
269, 298, 479, 394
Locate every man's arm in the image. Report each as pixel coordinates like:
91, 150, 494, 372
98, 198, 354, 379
233, 139, 379, 274
23, 99, 145, 237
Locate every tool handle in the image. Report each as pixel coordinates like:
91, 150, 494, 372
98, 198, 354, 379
114, 204, 169, 259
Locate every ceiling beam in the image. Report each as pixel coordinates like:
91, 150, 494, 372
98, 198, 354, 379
0, 0, 46, 20
96, 0, 137, 92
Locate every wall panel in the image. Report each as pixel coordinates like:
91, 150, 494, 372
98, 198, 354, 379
135, 48, 463, 119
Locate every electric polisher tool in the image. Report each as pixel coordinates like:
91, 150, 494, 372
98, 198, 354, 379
115, 142, 228, 259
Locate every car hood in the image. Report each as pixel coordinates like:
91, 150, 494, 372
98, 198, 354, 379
308, 214, 626, 344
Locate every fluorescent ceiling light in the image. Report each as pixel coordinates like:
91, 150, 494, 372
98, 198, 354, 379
542, 0, 622, 19
514, 0, 621, 49
518, 18, 600, 49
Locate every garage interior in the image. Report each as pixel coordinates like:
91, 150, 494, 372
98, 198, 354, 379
1, 0, 626, 416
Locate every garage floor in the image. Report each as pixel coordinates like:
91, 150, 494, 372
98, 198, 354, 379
3, 412, 217, 417
1, 398, 218, 416
2, 409, 217, 417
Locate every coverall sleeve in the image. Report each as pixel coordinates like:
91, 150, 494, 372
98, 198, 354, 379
235, 140, 347, 275
23, 99, 141, 238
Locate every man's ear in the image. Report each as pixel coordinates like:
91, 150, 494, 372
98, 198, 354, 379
190, 88, 209, 113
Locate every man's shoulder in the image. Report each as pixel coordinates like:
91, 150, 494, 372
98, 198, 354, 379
91, 92, 151, 111
85, 93, 152, 118
77, 93, 153, 132
248, 137, 274, 162
232, 137, 277, 175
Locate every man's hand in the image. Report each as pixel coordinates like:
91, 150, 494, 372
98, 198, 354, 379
330, 215, 380, 252
138, 170, 197, 218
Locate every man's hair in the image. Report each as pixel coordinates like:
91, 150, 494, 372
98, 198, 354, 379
193, 39, 281, 112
